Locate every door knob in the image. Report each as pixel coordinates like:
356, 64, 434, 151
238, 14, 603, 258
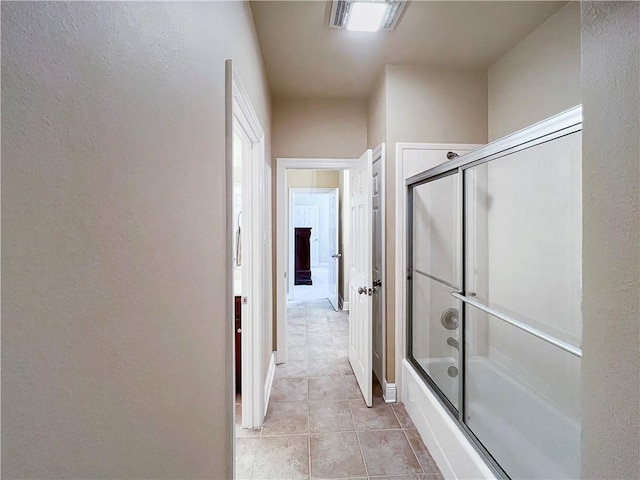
331, 253, 342, 258
358, 286, 366, 295
373, 279, 382, 287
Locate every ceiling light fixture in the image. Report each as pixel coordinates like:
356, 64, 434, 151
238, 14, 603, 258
329, 0, 407, 32
346, 2, 388, 32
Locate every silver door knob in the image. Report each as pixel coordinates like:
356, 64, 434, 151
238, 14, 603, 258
237, 328, 242, 333
358, 286, 366, 295
331, 253, 342, 258
373, 279, 382, 287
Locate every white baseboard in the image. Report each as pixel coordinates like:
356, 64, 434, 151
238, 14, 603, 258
339, 295, 350, 311
383, 380, 397, 403
264, 352, 276, 416
402, 360, 495, 480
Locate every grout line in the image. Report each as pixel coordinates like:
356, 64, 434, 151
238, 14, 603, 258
247, 419, 262, 480
346, 381, 371, 480
401, 427, 426, 477
306, 306, 315, 480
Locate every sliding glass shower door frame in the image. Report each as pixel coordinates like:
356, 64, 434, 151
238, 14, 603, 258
406, 168, 463, 417
405, 106, 583, 480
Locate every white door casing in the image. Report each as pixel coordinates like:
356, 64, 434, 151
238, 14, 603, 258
226, 60, 269, 437
328, 189, 340, 311
349, 149, 374, 407
372, 144, 385, 386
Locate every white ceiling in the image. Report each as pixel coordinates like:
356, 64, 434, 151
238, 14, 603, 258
250, 1, 566, 99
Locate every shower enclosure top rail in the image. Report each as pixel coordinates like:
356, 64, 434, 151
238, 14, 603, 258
405, 106, 582, 187
451, 292, 582, 358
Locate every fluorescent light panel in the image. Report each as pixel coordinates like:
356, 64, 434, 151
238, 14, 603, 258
346, 2, 389, 32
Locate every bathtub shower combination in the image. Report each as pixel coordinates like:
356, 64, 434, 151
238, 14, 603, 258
406, 107, 582, 479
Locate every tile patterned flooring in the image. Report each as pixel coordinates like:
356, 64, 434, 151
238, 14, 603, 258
236, 299, 444, 480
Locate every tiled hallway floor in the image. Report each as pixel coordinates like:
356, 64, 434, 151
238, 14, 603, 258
236, 299, 444, 480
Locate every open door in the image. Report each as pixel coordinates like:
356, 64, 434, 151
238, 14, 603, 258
328, 188, 340, 311
349, 149, 373, 407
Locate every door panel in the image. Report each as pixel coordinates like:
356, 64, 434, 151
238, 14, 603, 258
349, 149, 373, 407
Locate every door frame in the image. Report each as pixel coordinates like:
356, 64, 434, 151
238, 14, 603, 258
393, 143, 481, 401
276, 158, 355, 364
226, 60, 270, 435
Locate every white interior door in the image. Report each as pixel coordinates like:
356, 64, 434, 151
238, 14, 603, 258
328, 189, 339, 311
294, 204, 319, 266
349, 149, 373, 407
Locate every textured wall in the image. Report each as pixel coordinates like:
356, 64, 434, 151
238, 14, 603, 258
272, 97, 368, 159
2, 2, 271, 478
581, 2, 640, 478
287, 170, 340, 188
367, 70, 387, 150
488, 2, 581, 140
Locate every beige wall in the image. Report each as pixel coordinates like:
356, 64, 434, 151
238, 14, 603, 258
367, 70, 387, 149
287, 170, 340, 188
272, 97, 368, 159
488, 2, 581, 141
581, 2, 640, 478
1, 2, 271, 478
376, 65, 488, 381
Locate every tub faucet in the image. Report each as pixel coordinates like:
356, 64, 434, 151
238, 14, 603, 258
447, 337, 459, 350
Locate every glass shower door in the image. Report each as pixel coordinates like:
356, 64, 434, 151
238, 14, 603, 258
409, 172, 461, 411
462, 132, 583, 479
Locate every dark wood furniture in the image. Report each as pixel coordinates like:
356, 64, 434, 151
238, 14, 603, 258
294, 227, 313, 285
234, 295, 241, 393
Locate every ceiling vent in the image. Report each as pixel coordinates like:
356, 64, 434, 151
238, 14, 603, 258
329, 0, 408, 31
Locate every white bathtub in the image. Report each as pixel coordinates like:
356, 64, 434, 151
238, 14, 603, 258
466, 358, 580, 479
403, 357, 580, 479
415, 357, 459, 408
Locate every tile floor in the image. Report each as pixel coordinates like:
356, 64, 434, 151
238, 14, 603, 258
236, 298, 444, 480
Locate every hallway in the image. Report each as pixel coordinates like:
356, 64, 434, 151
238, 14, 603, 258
236, 299, 443, 479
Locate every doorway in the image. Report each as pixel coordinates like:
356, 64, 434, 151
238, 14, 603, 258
288, 187, 340, 307
276, 160, 355, 365
276, 148, 386, 407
